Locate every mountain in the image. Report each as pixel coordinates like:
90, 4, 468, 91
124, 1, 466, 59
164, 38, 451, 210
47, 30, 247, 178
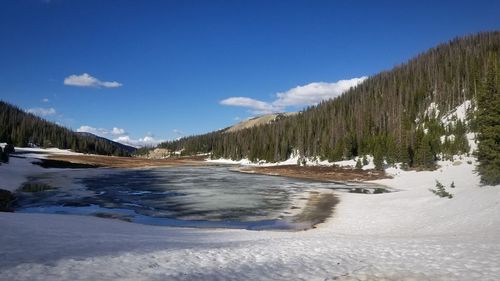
225, 113, 297, 133
158, 31, 500, 182
75, 132, 137, 154
0, 101, 133, 156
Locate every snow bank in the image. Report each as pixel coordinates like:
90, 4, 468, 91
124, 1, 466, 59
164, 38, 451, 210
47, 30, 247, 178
205, 157, 255, 165
205, 150, 303, 166
441, 100, 473, 125
333, 156, 500, 237
206, 152, 376, 170
0, 157, 48, 192
1, 144, 500, 280
0, 147, 84, 192
15, 147, 83, 157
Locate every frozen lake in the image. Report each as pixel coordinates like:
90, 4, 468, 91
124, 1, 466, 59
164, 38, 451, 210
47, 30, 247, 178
14, 166, 379, 230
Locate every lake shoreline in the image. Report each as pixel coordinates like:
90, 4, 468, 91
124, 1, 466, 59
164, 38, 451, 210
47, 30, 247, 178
236, 165, 388, 183
10, 151, 390, 231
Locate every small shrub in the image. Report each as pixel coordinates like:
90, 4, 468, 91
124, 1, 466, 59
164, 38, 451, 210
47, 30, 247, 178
373, 188, 389, 194
355, 158, 363, 169
450, 181, 455, 188
429, 180, 453, 199
362, 155, 369, 166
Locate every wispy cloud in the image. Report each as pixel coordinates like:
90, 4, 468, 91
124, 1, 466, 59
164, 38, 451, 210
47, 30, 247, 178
76, 125, 127, 137
220, 97, 279, 114
27, 107, 56, 116
42, 98, 49, 103
220, 77, 367, 114
274, 77, 367, 107
77, 125, 109, 136
111, 127, 126, 135
64, 73, 122, 88
113, 135, 162, 147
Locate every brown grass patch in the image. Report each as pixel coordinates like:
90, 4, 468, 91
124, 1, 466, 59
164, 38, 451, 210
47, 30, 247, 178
239, 165, 388, 182
47, 154, 209, 168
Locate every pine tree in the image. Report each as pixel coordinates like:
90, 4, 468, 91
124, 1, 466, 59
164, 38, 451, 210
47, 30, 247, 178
355, 158, 363, 169
414, 134, 436, 169
476, 55, 500, 185
373, 144, 384, 170
362, 155, 369, 166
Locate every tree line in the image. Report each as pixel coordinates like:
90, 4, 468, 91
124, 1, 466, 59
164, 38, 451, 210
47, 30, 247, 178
0, 101, 132, 156
157, 32, 500, 184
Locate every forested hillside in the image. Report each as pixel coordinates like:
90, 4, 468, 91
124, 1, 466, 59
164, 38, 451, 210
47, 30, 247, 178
159, 32, 500, 183
0, 101, 134, 156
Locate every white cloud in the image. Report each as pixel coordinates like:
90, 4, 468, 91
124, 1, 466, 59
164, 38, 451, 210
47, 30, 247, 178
273, 77, 367, 107
76, 125, 110, 136
64, 73, 122, 88
220, 76, 367, 114
113, 135, 161, 148
42, 98, 49, 103
77, 125, 127, 137
220, 97, 280, 114
27, 107, 56, 116
111, 127, 126, 136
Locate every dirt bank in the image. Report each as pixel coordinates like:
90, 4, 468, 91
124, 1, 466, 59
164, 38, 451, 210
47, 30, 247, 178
238, 165, 388, 182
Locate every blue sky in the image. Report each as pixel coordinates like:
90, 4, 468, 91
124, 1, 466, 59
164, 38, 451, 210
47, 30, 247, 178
1, 0, 499, 146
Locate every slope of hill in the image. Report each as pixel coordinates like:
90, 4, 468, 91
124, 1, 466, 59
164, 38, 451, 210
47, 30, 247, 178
225, 113, 297, 133
159, 32, 500, 178
0, 101, 133, 156
75, 132, 137, 154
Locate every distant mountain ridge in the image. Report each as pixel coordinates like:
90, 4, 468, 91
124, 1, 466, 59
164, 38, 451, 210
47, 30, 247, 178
75, 132, 137, 154
0, 101, 134, 156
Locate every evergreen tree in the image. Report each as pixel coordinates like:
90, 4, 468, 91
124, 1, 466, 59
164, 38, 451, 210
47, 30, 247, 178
355, 158, 363, 169
414, 134, 436, 169
0, 101, 133, 157
362, 155, 369, 166
476, 55, 500, 185
373, 144, 384, 170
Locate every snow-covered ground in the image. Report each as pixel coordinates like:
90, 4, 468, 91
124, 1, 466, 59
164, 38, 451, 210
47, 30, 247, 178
0, 147, 84, 192
206, 151, 376, 169
1, 144, 500, 280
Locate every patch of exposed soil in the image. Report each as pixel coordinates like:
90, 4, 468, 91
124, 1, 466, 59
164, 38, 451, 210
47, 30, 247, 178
47, 154, 209, 168
239, 165, 388, 182
292, 192, 339, 229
